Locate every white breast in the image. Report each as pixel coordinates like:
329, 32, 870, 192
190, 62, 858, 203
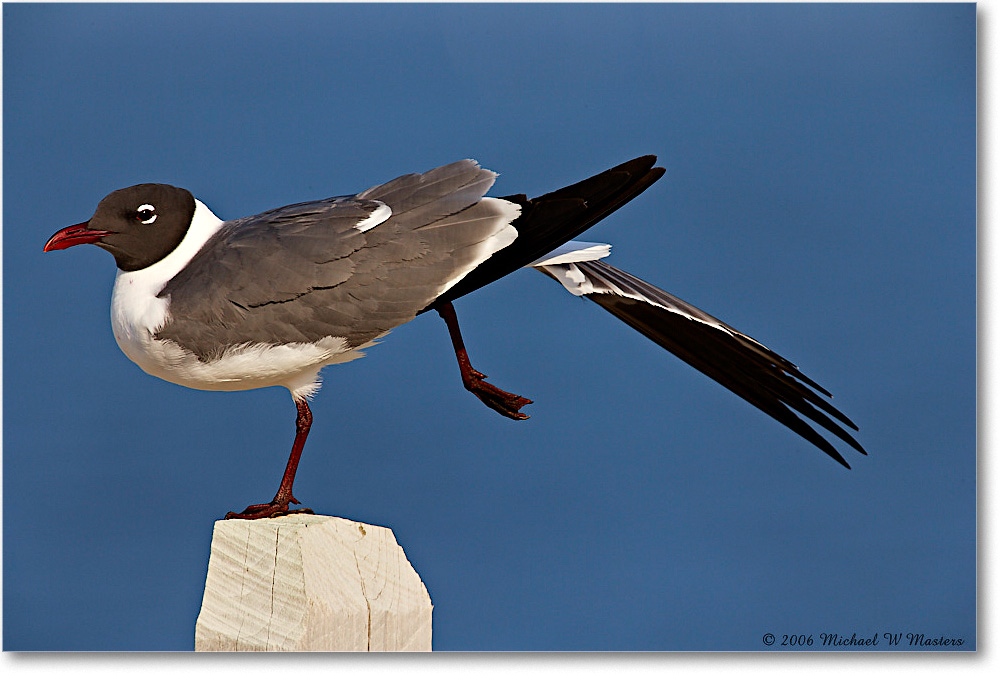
111, 199, 225, 355
108, 200, 376, 399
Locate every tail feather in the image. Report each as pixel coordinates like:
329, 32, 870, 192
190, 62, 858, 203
536, 258, 865, 467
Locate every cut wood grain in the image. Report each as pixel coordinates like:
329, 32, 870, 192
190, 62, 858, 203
194, 514, 432, 651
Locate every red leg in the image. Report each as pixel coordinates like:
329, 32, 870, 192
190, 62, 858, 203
436, 301, 532, 420
225, 398, 316, 519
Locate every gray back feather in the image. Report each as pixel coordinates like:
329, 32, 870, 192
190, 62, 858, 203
156, 161, 513, 360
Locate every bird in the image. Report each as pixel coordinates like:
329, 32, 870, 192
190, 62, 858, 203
43, 156, 865, 519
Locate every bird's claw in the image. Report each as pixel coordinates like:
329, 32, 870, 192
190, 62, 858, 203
463, 371, 532, 420
224, 496, 313, 520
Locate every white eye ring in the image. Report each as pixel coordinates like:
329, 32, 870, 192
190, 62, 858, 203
137, 204, 157, 224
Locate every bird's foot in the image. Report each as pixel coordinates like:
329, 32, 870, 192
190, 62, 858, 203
224, 495, 314, 520
462, 370, 533, 420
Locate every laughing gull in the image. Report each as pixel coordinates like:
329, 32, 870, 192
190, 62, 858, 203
44, 156, 865, 518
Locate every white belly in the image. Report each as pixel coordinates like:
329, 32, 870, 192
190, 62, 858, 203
112, 317, 371, 397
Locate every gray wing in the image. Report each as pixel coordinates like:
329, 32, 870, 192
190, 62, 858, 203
156, 160, 518, 360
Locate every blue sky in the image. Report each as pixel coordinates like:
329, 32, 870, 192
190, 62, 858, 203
3, 3, 975, 651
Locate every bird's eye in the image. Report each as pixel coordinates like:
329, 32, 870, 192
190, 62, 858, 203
136, 204, 157, 224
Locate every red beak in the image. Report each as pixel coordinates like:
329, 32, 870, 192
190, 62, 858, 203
43, 222, 115, 252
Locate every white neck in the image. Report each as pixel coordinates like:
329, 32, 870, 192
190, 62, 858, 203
123, 199, 224, 292
111, 199, 224, 335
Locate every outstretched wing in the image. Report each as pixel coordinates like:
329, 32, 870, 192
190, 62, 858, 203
156, 161, 519, 360
536, 259, 866, 467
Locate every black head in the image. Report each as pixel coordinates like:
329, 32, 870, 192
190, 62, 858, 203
44, 184, 196, 272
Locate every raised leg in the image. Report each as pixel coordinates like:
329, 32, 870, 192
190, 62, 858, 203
225, 397, 316, 519
436, 301, 532, 420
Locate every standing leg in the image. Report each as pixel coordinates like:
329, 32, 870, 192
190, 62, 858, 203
436, 301, 532, 420
225, 397, 316, 520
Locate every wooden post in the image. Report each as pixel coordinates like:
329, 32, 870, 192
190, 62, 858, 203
194, 514, 432, 651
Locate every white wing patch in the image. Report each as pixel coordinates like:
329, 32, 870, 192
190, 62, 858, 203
529, 241, 614, 296
529, 240, 612, 267
537, 262, 596, 296
354, 201, 392, 233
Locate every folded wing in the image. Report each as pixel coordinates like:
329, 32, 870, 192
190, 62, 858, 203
157, 161, 519, 360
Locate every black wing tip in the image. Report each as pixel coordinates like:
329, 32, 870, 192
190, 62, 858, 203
611, 154, 656, 169
643, 166, 667, 189
808, 379, 834, 398
577, 266, 866, 469
799, 408, 865, 466
618, 155, 664, 179
818, 443, 852, 469
620, 154, 659, 169
602, 155, 664, 187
